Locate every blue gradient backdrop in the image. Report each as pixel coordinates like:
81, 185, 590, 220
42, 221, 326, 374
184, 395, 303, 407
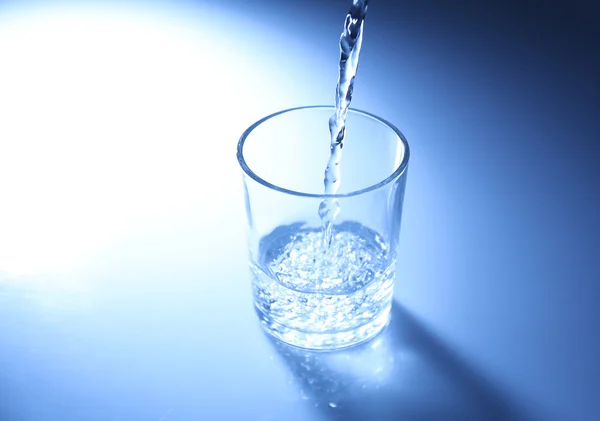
0, 0, 598, 420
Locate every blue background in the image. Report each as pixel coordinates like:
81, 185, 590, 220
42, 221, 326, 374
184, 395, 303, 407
0, 0, 598, 420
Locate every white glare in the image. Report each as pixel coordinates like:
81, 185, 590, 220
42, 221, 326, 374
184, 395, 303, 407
0, 3, 282, 277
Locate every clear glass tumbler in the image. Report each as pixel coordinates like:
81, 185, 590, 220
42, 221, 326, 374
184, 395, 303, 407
237, 106, 409, 350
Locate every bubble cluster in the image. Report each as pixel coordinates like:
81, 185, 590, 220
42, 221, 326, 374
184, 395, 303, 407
252, 223, 394, 349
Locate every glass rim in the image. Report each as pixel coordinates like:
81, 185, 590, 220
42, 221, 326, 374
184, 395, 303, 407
237, 105, 410, 198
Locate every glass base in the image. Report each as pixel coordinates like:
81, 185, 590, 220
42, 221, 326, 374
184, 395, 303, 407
256, 305, 391, 350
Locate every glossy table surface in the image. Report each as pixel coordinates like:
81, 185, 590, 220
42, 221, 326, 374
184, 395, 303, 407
0, 1, 598, 420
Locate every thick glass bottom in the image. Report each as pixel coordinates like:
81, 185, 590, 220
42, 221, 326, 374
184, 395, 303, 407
256, 304, 391, 350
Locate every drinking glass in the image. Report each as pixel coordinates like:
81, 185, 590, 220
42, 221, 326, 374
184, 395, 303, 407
237, 106, 409, 349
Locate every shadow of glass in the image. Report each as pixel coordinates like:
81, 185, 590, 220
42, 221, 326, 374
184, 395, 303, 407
269, 300, 532, 421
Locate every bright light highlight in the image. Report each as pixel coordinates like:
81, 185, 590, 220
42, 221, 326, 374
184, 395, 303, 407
0, 2, 297, 277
